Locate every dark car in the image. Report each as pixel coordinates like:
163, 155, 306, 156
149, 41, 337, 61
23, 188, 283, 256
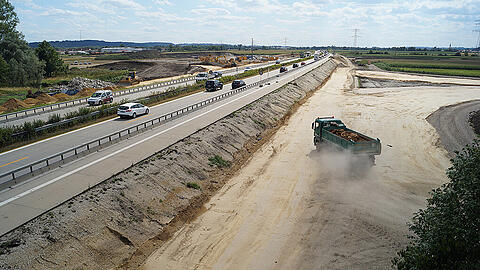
205, 79, 223, 92
232, 80, 246, 89
280, 66, 288, 73
293, 63, 299, 68
213, 71, 223, 78
301, 62, 306, 66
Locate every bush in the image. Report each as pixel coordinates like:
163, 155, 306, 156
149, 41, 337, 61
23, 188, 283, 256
208, 155, 231, 168
186, 182, 201, 190
392, 140, 480, 269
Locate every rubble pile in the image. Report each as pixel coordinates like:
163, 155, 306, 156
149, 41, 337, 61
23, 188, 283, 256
49, 77, 115, 95
330, 129, 367, 142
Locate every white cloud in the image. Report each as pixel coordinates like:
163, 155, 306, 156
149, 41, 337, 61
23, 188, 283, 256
155, 0, 172, 5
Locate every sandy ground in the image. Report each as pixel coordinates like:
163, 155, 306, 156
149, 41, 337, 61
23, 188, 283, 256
427, 100, 480, 155
141, 64, 480, 269
355, 70, 480, 86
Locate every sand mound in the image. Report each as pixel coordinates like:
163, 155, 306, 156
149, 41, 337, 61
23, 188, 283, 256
0, 106, 7, 114
23, 98, 43, 106
75, 88, 97, 97
2, 98, 29, 111
53, 93, 72, 102
35, 93, 57, 103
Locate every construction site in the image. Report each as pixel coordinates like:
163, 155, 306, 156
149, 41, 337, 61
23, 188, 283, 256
0, 1, 479, 269
0, 52, 478, 269
0, 50, 286, 113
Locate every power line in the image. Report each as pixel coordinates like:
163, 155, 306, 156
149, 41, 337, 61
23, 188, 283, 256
474, 20, 480, 49
251, 37, 254, 58
352, 29, 360, 48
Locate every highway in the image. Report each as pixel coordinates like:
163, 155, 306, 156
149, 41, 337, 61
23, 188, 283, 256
0, 58, 296, 128
0, 55, 331, 236
0, 59, 308, 176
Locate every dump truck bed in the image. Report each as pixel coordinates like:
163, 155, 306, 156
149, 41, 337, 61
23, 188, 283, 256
322, 126, 381, 155
312, 117, 381, 157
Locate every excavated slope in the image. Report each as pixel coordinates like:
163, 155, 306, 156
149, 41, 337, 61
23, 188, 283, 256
0, 60, 338, 270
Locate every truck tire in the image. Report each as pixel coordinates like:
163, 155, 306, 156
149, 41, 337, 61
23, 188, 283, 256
369, 155, 375, 166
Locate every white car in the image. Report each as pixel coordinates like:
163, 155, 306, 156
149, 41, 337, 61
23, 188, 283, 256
195, 72, 210, 82
117, 102, 149, 118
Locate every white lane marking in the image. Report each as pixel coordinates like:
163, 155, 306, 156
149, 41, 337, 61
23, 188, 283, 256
0, 61, 292, 157
0, 79, 284, 207
0, 60, 326, 207
0, 81, 282, 207
0, 91, 206, 157
0, 58, 300, 157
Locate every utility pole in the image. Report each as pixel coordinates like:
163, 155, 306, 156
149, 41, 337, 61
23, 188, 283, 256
251, 38, 254, 59
474, 20, 480, 49
79, 30, 82, 40
352, 29, 360, 48
284, 37, 287, 49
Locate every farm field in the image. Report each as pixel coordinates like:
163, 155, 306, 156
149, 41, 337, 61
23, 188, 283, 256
344, 50, 480, 77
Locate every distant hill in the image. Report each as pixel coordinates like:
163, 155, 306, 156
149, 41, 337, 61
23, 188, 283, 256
28, 40, 173, 48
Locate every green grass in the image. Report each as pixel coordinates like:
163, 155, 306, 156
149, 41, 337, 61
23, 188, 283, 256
186, 182, 201, 190
377, 60, 480, 70
208, 155, 231, 168
346, 50, 480, 78
378, 66, 480, 77
0, 87, 31, 105
42, 68, 129, 86
227, 49, 305, 55
371, 60, 480, 77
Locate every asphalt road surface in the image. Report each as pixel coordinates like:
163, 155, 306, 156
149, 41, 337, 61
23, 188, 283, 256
0, 56, 330, 236
0, 58, 297, 128
0, 59, 313, 177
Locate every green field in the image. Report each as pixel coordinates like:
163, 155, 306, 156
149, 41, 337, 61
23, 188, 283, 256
42, 68, 128, 86
345, 50, 480, 78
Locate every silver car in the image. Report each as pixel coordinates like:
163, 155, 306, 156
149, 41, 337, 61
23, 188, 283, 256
117, 102, 149, 118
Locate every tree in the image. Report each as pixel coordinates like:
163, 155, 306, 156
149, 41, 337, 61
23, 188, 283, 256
0, 0, 43, 86
393, 140, 480, 269
0, 0, 19, 40
36, 40, 66, 77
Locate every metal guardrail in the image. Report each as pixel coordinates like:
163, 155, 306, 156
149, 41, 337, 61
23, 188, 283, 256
0, 58, 295, 124
7, 59, 298, 138
0, 76, 196, 123
0, 56, 329, 190
10, 83, 203, 138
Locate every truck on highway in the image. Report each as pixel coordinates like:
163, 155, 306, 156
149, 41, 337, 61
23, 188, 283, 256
312, 117, 381, 165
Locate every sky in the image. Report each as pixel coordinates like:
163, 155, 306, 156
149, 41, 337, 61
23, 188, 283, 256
10, 0, 480, 47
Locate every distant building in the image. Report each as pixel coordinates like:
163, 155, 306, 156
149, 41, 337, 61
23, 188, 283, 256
67, 50, 88, 55
100, 47, 145, 53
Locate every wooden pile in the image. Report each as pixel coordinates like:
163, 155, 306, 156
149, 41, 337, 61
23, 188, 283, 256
330, 129, 366, 142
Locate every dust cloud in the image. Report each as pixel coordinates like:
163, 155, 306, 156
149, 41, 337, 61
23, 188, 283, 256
141, 63, 480, 269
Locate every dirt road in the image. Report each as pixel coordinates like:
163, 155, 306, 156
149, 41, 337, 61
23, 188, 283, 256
427, 100, 480, 155
140, 65, 480, 269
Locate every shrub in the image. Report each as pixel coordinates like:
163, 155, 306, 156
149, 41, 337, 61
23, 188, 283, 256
208, 155, 231, 168
392, 140, 480, 269
186, 182, 201, 190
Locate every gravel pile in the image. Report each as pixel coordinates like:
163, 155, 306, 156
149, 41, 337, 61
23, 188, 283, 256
49, 77, 115, 95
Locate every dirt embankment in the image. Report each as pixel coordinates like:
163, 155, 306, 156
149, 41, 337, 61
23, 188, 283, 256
470, 110, 480, 135
0, 60, 338, 269
139, 57, 480, 270
95, 60, 206, 81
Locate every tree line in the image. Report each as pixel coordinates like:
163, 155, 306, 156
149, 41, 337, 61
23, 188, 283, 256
0, 0, 65, 87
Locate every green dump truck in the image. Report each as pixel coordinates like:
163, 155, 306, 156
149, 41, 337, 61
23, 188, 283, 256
312, 117, 381, 165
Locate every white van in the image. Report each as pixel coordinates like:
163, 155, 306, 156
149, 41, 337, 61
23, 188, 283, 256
87, 90, 113, 106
